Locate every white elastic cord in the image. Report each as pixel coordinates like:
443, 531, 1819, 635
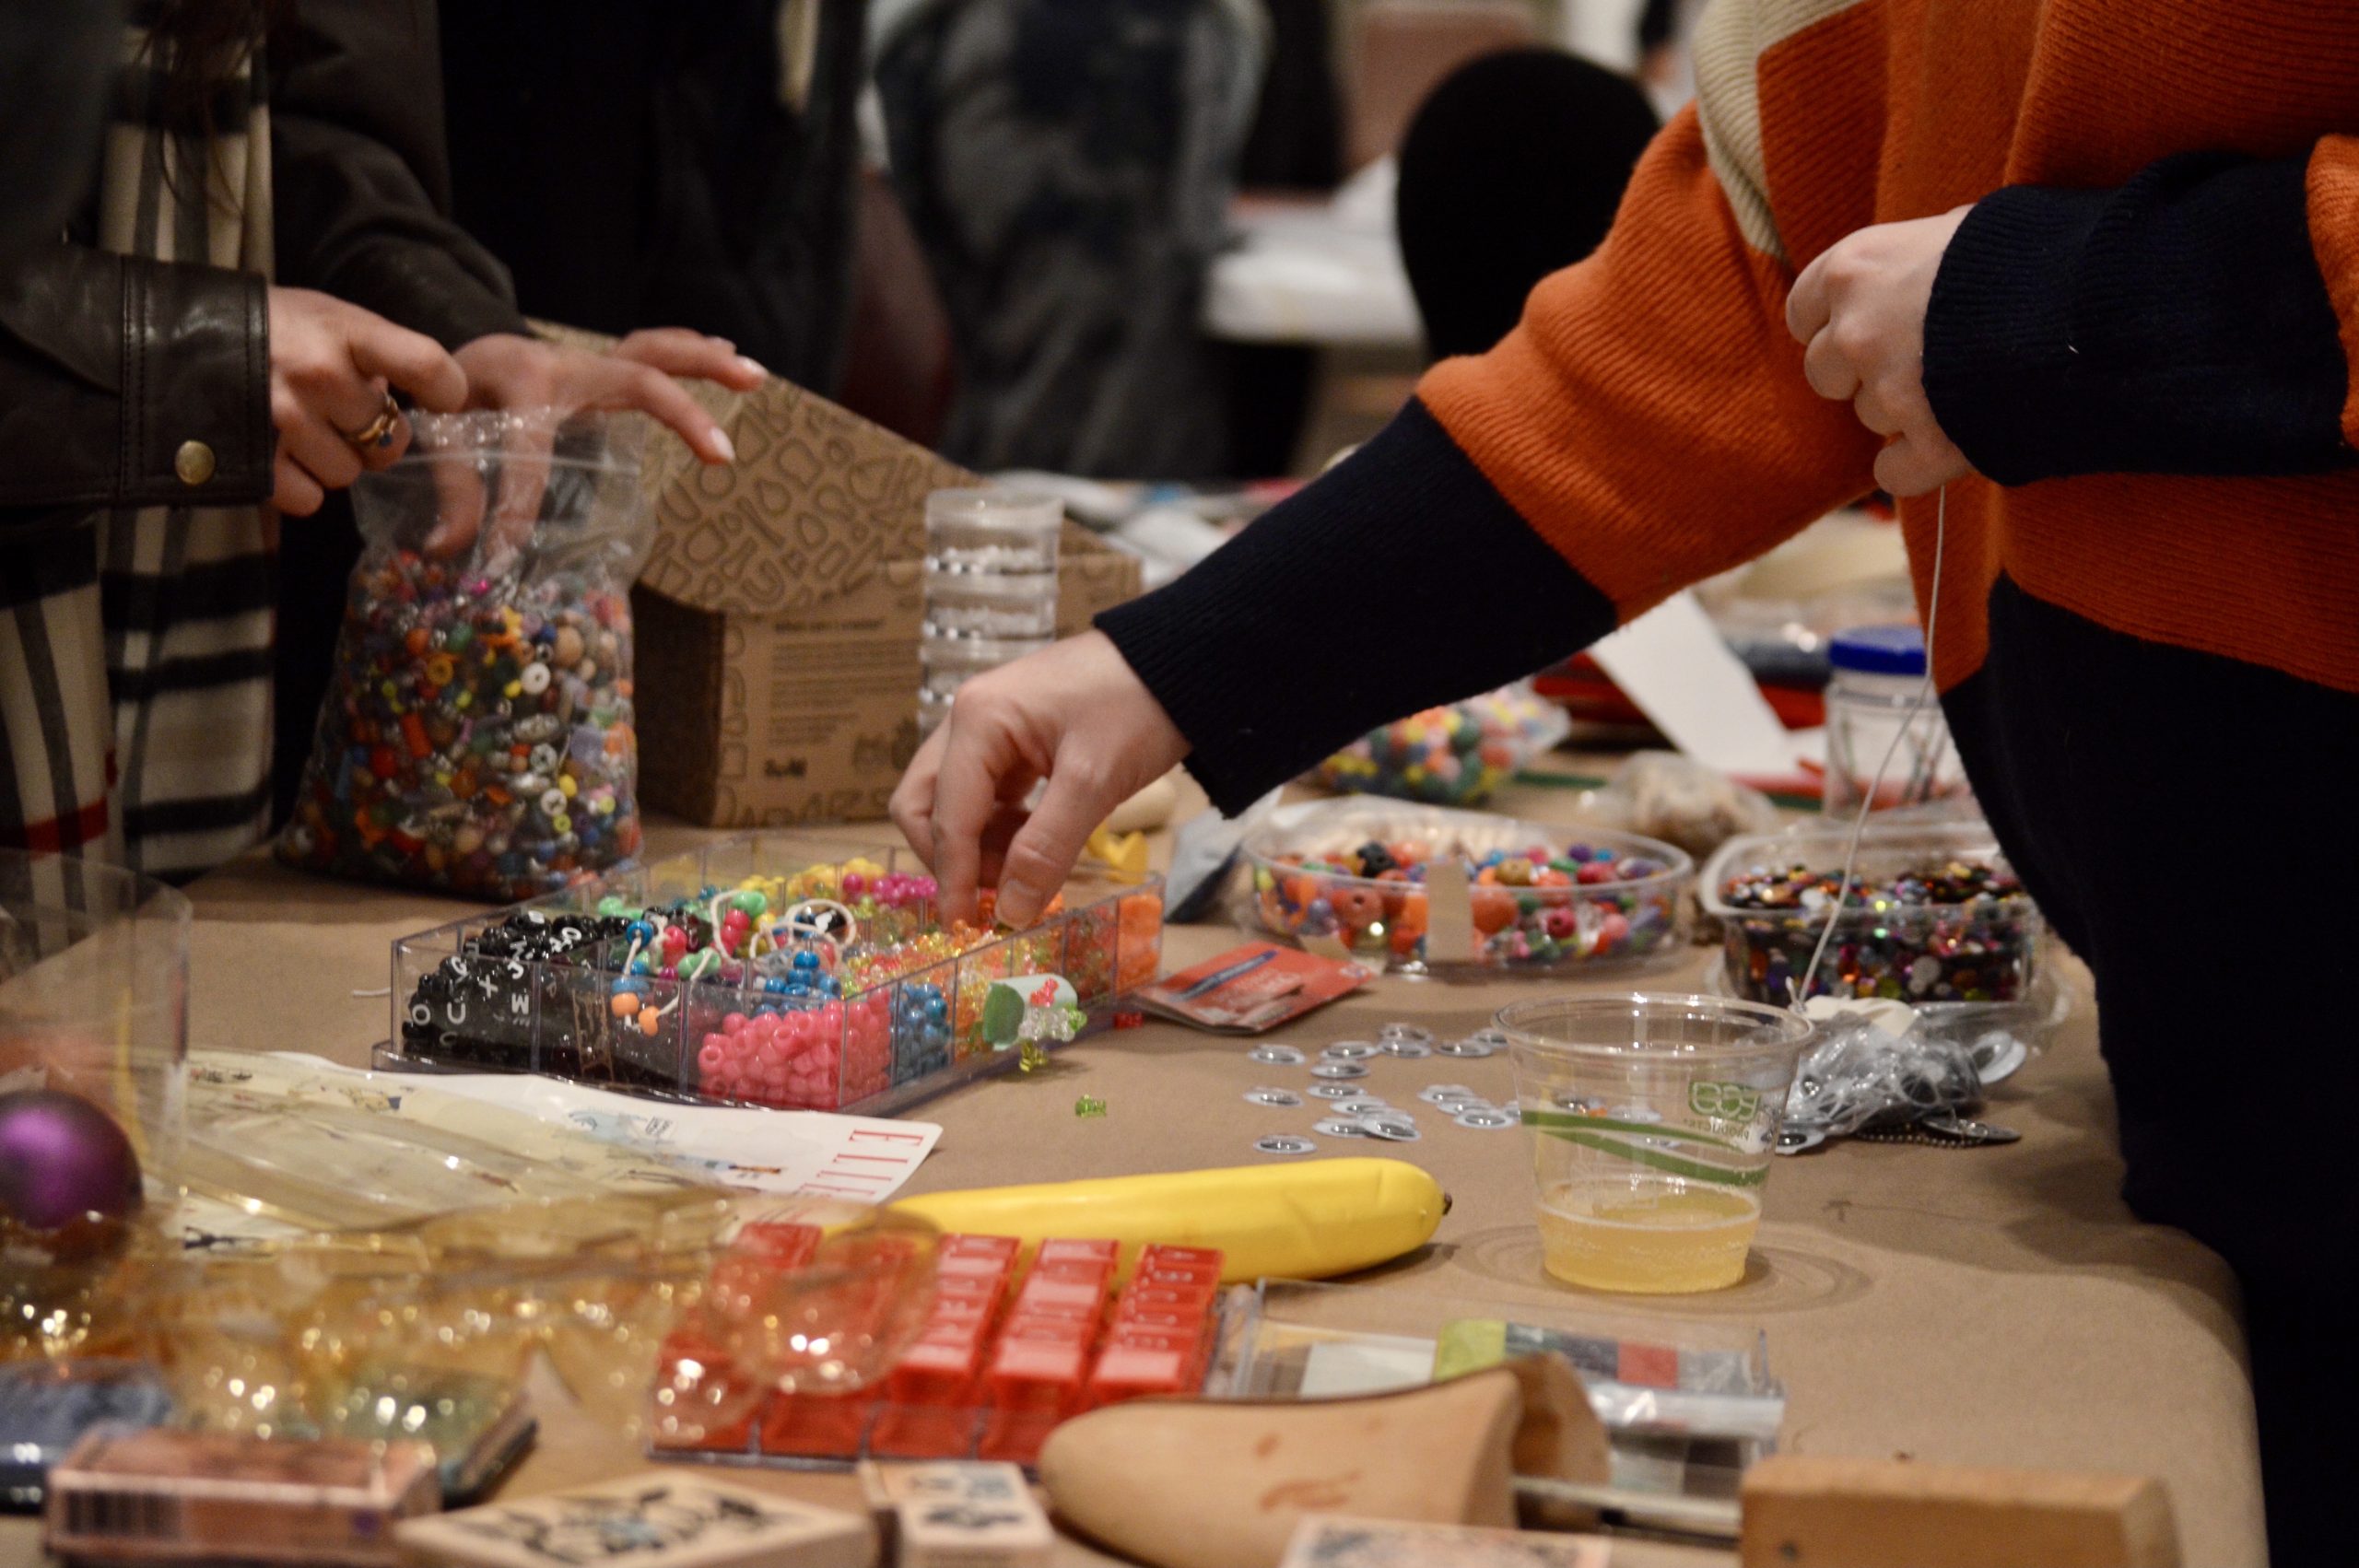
1794, 484, 1949, 1004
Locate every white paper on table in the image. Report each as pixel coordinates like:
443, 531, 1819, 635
1297, 1334, 1439, 1398
267, 1053, 941, 1201
1586, 591, 1802, 779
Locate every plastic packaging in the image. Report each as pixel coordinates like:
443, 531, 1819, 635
1820, 624, 1969, 813
1776, 1001, 1986, 1152
1310, 683, 1571, 806
1580, 752, 1782, 861
387, 833, 1165, 1118
276, 411, 651, 901
1209, 1280, 1782, 1494
127, 1194, 936, 1464
680, 1237, 1228, 1468
1242, 799, 1689, 975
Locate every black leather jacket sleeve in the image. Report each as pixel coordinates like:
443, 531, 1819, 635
270, 0, 530, 351
0, 247, 274, 515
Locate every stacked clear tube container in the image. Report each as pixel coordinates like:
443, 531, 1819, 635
919, 489, 1061, 737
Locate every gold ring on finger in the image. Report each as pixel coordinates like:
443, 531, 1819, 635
343, 392, 403, 451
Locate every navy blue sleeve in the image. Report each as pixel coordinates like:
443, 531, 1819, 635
1924, 149, 2355, 485
1095, 399, 1615, 816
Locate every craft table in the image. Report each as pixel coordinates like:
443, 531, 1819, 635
0, 780, 2268, 1567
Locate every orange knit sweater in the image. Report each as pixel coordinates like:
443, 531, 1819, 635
1425, 0, 2359, 698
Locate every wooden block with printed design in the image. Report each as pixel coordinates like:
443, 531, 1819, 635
393, 1471, 873, 1567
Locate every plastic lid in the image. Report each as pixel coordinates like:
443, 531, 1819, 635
1827, 623, 1926, 676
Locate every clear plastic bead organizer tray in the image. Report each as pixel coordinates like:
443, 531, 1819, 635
380, 831, 1166, 1117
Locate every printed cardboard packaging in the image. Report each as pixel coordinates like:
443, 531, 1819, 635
536, 325, 1143, 825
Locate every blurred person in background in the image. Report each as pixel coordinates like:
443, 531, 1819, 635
1395, 47, 1659, 360
1, 0, 757, 879
437, 0, 869, 397
873, 0, 1268, 480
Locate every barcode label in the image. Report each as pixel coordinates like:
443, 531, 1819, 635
64, 1485, 182, 1540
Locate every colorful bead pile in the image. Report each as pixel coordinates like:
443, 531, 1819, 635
693, 995, 892, 1109
1253, 835, 1676, 970
279, 549, 640, 900
893, 982, 953, 1081
1717, 859, 2036, 1004
1312, 685, 1567, 806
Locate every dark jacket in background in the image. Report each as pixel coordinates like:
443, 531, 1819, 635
0, 0, 529, 837
439, 0, 868, 395
0, 0, 118, 262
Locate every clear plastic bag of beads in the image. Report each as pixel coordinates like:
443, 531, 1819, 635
276, 411, 653, 900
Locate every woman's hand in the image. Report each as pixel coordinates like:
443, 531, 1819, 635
426, 329, 768, 552
267, 287, 466, 516
890, 631, 1190, 928
1785, 206, 1975, 497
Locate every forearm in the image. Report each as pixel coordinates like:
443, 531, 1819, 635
1924, 146, 2358, 483
1102, 108, 1878, 813
0, 246, 272, 512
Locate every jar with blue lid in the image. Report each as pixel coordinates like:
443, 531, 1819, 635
1821, 624, 1968, 813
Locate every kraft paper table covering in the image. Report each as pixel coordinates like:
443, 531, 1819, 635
0, 790, 2266, 1567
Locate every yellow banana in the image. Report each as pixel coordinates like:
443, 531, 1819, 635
888, 1157, 1447, 1283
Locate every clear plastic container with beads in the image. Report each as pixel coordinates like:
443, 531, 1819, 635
1240, 798, 1691, 977
924, 488, 1062, 576
918, 633, 1052, 738
382, 833, 1166, 1117
1699, 821, 2063, 1076
923, 564, 1059, 640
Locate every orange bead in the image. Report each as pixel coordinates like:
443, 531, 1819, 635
1331, 886, 1383, 929
1472, 890, 1516, 936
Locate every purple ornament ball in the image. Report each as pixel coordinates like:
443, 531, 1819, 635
0, 1089, 143, 1232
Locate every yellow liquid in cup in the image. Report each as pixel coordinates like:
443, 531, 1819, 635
1537, 1175, 1763, 1293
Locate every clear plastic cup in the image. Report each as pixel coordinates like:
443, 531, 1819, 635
3, 849, 190, 1359
1498, 993, 1812, 1293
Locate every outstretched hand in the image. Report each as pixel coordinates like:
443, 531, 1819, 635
890, 631, 1189, 928
424, 329, 768, 553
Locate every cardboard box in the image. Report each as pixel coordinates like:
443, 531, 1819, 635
628, 379, 1141, 826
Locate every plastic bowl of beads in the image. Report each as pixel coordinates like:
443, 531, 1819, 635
1309, 682, 1572, 806
1241, 800, 1690, 975
1700, 823, 2046, 1011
